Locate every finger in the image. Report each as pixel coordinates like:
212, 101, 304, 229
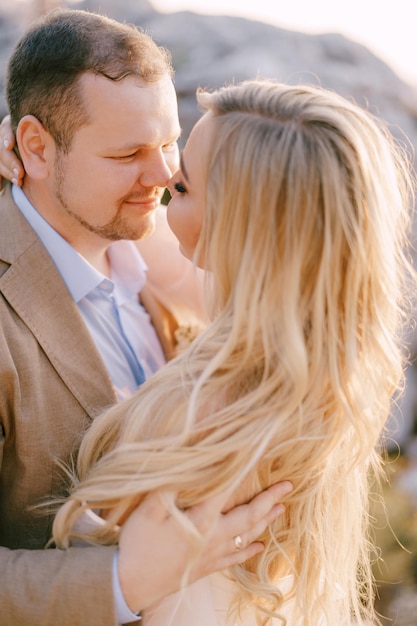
0, 150, 24, 187
186, 491, 233, 535
0, 115, 24, 187
215, 541, 265, 570
231, 502, 286, 551
188, 480, 293, 537
221, 481, 293, 538
0, 115, 14, 146
209, 501, 288, 572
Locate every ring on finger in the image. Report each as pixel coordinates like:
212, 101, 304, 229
233, 534, 243, 551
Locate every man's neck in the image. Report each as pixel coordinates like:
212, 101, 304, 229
22, 182, 112, 276
79, 245, 111, 277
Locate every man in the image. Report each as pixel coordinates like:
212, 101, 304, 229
0, 9, 289, 626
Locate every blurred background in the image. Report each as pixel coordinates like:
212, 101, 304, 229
1, 1, 417, 623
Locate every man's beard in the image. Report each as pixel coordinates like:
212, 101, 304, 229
54, 152, 156, 242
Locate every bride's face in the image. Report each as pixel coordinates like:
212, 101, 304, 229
166, 113, 213, 266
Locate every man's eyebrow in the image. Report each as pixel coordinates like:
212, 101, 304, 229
180, 153, 190, 183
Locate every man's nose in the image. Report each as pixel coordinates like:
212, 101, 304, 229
138, 149, 173, 188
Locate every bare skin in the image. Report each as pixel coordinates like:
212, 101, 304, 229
0, 115, 23, 187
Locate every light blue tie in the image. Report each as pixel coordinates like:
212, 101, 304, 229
110, 295, 146, 387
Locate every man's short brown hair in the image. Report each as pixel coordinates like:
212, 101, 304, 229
6, 8, 173, 152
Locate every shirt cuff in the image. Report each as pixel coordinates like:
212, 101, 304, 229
112, 550, 142, 623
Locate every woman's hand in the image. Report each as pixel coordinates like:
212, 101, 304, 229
117, 481, 293, 613
0, 115, 24, 189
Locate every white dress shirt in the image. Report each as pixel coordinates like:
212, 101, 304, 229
12, 185, 165, 399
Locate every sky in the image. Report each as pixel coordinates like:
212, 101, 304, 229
152, 0, 417, 87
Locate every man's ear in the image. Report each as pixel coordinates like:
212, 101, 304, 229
16, 115, 55, 180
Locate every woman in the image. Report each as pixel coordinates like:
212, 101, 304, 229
35, 81, 417, 623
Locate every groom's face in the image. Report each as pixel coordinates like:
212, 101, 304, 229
50, 72, 181, 245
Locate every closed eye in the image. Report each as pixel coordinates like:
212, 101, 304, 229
104, 151, 138, 161
163, 141, 179, 151
114, 152, 137, 160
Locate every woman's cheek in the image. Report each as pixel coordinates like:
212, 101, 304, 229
166, 198, 187, 243
167, 200, 200, 260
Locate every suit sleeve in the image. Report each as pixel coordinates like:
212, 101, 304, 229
0, 544, 119, 626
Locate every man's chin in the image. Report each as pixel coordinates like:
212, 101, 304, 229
105, 213, 157, 242
133, 221, 156, 242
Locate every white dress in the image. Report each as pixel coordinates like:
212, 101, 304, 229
143, 572, 296, 626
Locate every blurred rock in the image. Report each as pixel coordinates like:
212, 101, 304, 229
143, 10, 417, 154
1, 1, 416, 151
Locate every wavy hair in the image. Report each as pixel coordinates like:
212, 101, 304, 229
52, 81, 415, 625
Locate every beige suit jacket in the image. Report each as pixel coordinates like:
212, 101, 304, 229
0, 185, 177, 625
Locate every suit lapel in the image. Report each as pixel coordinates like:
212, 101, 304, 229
0, 187, 117, 416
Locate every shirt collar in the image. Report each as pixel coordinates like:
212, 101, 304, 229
12, 185, 148, 303
108, 242, 147, 305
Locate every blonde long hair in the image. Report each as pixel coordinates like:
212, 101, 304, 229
53, 81, 415, 625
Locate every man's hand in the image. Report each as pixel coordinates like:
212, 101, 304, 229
0, 115, 24, 189
117, 481, 293, 613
